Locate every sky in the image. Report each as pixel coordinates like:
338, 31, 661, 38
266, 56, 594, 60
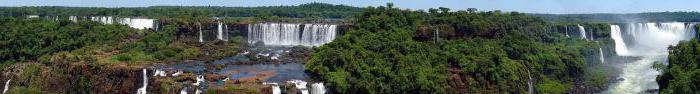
2, 0, 699, 14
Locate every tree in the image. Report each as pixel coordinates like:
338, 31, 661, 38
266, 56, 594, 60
467, 8, 478, 13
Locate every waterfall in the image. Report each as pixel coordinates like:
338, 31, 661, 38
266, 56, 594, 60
172, 71, 183, 77
222, 77, 229, 82
272, 85, 281, 94
69, 16, 78, 22
526, 69, 533, 94
195, 89, 202, 94
287, 80, 309, 94
199, 24, 204, 43
137, 69, 148, 94
217, 21, 224, 41
153, 69, 166, 77
193, 75, 205, 86
607, 22, 696, 93
86, 16, 156, 30
2, 79, 9, 94
264, 82, 281, 94
180, 87, 188, 94
106, 16, 113, 24
91, 16, 114, 24
578, 25, 587, 40
248, 23, 337, 47
565, 27, 570, 37
610, 25, 629, 56
224, 23, 229, 41
311, 83, 326, 94
599, 47, 605, 64
91, 16, 109, 24
121, 18, 156, 30
613, 23, 696, 56
193, 75, 205, 94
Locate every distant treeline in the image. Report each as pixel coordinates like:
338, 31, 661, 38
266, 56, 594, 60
531, 12, 700, 23
0, 3, 363, 19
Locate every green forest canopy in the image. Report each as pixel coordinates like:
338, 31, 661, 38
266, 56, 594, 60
305, 4, 603, 93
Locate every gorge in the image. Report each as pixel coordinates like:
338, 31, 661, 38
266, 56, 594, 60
606, 22, 696, 93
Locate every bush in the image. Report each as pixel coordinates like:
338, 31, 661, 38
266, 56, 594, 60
538, 78, 571, 94
6, 86, 48, 94
110, 51, 155, 62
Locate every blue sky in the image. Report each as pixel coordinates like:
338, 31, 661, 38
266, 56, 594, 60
2, 0, 699, 14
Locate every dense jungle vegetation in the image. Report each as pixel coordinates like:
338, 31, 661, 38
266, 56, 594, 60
0, 3, 360, 93
305, 4, 608, 93
0, 15, 243, 93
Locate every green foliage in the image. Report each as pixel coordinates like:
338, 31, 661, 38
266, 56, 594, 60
307, 5, 449, 93
583, 65, 614, 90
176, 48, 201, 60
0, 17, 130, 67
306, 3, 597, 93
657, 38, 700, 94
6, 86, 49, 94
537, 78, 571, 94
110, 51, 155, 62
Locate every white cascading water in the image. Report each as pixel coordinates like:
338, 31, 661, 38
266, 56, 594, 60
607, 22, 696, 93
287, 80, 309, 94
248, 23, 337, 47
526, 69, 533, 94
311, 83, 326, 94
153, 69, 166, 77
106, 16, 113, 24
69, 16, 78, 22
610, 25, 629, 56
193, 75, 205, 86
193, 75, 205, 94
273, 85, 281, 94
578, 24, 587, 40
217, 21, 225, 41
599, 47, 605, 64
172, 71, 183, 77
120, 18, 156, 30
180, 87, 188, 94
88, 16, 156, 30
137, 69, 148, 94
263, 82, 281, 94
199, 24, 204, 43
2, 79, 10, 94
221, 77, 229, 82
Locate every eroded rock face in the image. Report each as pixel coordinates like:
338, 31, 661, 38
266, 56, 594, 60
0, 62, 149, 93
